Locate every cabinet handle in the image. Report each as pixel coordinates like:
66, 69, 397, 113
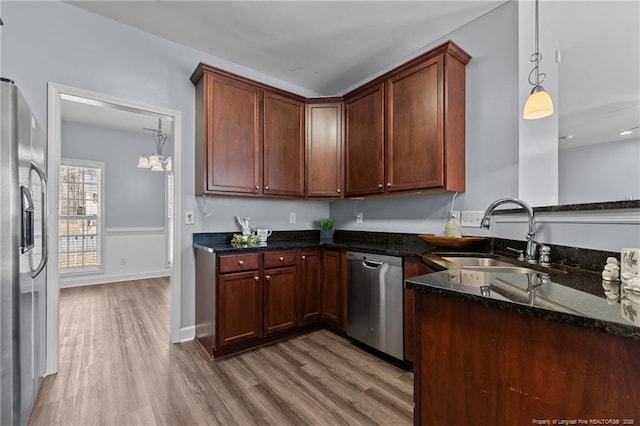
254, 276, 260, 281
238, 260, 244, 266
378, 183, 383, 189
255, 185, 260, 190
265, 186, 269, 190
265, 275, 271, 280
337, 189, 341, 193
279, 256, 284, 262
301, 255, 306, 260
387, 182, 392, 187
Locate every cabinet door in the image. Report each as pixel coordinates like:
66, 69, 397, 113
204, 74, 261, 194
345, 85, 385, 196
321, 250, 344, 327
218, 271, 262, 346
306, 103, 344, 198
263, 92, 305, 197
264, 266, 298, 335
299, 249, 322, 324
386, 58, 443, 192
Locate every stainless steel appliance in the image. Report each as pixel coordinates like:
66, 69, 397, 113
347, 251, 403, 360
1, 78, 48, 425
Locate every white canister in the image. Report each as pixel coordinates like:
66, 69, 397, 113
256, 226, 273, 242
621, 248, 640, 277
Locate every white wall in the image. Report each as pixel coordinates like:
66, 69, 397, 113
59, 121, 170, 287
60, 229, 169, 288
332, 0, 639, 252
559, 138, 640, 205
62, 121, 166, 228
332, 0, 520, 233
1, 1, 329, 333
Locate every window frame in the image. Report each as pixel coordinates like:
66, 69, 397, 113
59, 158, 105, 276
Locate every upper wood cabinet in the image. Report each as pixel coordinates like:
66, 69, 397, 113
192, 40, 469, 199
263, 92, 305, 197
344, 41, 470, 196
192, 65, 305, 197
305, 101, 344, 198
195, 72, 261, 195
345, 85, 385, 196
386, 58, 442, 192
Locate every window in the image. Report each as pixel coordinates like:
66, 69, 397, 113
59, 160, 104, 273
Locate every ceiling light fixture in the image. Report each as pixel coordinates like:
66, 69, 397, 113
523, 0, 554, 120
137, 118, 172, 172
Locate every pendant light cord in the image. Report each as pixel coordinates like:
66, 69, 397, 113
527, 0, 547, 87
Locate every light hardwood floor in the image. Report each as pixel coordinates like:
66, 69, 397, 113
30, 278, 414, 425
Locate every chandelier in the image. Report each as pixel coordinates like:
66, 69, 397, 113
137, 118, 172, 172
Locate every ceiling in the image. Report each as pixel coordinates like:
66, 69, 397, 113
67, 0, 639, 148
69, 1, 505, 96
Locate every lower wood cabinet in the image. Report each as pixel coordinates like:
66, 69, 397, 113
321, 249, 346, 330
218, 271, 262, 346
413, 291, 640, 424
299, 249, 322, 324
402, 256, 435, 364
263, 266, 298, 335
195, 248, 345, 358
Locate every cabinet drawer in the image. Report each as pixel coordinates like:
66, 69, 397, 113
264, 250, 298, 268
219, 253, 259, 274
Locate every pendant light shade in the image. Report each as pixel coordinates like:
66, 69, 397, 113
137, 156, 150, 168
523, 0, 554, 120
523, 85, 554, 120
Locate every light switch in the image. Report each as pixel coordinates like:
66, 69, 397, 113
185, 211, 194, 225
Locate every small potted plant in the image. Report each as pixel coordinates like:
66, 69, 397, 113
320, 218, 334, 242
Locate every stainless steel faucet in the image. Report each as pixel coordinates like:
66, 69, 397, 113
480, 197, 551, 266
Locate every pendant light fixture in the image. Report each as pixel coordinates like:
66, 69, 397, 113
137, 118, 172, 172
523, 0, 554, 120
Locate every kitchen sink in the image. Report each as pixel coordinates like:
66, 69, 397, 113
462, 266, 538, 274
436, 254, 566, 275
440, 256, 518, 268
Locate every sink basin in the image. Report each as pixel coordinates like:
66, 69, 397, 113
438, 255, 567, 275
463, 266, 538, 274
440, 256, 518, 268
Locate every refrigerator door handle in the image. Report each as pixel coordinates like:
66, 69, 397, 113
20, 185, 35, 254
29, 161, 48, 278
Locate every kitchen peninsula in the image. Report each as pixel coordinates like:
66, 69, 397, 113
406, 254, 640, 423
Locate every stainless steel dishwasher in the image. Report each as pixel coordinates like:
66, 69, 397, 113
347, 251, 404, 360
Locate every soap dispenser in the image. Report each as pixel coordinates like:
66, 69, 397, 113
445, 216, 462, 238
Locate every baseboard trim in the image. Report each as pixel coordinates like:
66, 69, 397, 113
60, 270, 170, 288
180, 326, 196, 342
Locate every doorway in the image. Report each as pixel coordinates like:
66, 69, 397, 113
46, 83, 182, 375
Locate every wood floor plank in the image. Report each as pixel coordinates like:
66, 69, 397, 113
29, 278, 413, 425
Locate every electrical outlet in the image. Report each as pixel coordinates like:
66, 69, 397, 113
356, 212, 363, 224
185, 211, 194, 225
289, 212, 296, 224
460, 211, 484, 228
449, 210, 461, 225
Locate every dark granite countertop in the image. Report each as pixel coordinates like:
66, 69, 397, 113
407, 253, 640, 340
194, 230, 639, 339
193, 230, 430, 257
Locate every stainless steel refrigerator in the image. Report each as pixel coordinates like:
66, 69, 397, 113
1, 78, 48, 425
